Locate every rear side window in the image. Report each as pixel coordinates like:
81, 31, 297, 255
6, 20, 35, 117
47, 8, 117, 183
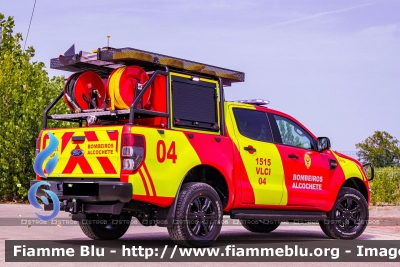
233, 108, 273, 142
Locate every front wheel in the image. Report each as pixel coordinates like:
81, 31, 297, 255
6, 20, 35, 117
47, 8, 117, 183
79, 213, 132, 240
319, 187, 368, 239
167, 182, 223, 247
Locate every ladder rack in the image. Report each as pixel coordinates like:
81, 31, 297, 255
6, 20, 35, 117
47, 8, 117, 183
51, 46, 245, 86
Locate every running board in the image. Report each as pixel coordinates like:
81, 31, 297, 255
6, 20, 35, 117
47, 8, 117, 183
230, 210, 327, 221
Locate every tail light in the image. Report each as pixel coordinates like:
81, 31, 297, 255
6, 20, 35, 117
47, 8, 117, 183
35, 131, 43, 180
35, 131, 43, 156
35, 138, 40, 156
121, 133, 145, 173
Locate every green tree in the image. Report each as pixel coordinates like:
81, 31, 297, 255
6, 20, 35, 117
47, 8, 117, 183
369, 167, 400, 205
356, 131, 400, 167
0, 14, 67, 200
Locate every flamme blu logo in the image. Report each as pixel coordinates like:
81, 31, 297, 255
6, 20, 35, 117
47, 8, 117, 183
29, 132, 60, 221
33, 131, 59, 177
28, 181, 60, 221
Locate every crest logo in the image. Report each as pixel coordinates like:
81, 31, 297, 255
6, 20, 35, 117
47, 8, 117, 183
304, 154, 311, 169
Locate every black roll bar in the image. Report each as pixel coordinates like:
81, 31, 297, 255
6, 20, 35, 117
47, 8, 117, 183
42, 90, 64, 129
218, 78, 226, 136
165, 67, 171, 128
129, 69, 169, 125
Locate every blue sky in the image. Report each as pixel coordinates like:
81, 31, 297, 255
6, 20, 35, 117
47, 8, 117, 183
1, 0, 399, 151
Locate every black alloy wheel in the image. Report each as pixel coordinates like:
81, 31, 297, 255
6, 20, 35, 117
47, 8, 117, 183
168, 182, 223, 247
334, 197, 362, 232
319, 187, 368, 239
186, 195, 218, 237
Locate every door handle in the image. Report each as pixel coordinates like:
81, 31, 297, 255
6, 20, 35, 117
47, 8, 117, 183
288, 154, 299, 159
244, 146, 256, 153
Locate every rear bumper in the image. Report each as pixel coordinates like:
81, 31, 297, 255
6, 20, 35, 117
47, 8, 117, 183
30, 180, 132, 203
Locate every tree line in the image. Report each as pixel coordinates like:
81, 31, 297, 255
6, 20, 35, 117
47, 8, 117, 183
0, 14, 67, 201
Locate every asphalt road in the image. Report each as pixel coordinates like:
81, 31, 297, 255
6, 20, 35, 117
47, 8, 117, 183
1, 204, 400, 266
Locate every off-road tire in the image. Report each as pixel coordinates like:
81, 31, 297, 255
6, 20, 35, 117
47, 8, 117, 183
79, 213, 132, 240
319, 187, 368, 239
167, 182, 223, 247
240, 220, 280, 233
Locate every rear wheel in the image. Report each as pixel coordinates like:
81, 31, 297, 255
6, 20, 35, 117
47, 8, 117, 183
240, 220, 280, 233
79, 213, 132, 240
167, 182, 223, 247
319, 187, 368, 239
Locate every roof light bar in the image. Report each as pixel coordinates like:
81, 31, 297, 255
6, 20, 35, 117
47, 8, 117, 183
237, 99, 270, 106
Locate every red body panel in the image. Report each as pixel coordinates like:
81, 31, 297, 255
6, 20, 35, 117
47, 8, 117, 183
184, 132, 237, 211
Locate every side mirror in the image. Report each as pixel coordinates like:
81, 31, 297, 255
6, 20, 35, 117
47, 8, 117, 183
363, 163, 375, 181
317, 137, 331, 151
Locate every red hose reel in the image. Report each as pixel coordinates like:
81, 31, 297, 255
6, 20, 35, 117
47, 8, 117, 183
64, 66, 154, 112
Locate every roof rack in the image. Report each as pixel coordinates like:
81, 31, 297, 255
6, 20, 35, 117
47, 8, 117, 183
50, 45, 245, 86
236, 99, 270, 106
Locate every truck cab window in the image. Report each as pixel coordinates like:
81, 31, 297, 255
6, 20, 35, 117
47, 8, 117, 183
233, 108, 273, 142
273, 115, 315, 149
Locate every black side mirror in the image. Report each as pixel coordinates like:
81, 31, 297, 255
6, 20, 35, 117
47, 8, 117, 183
317, 137, 331, 151
363, 163, 375, 181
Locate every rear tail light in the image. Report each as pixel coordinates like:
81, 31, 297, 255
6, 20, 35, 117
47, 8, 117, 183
35, 131, 43, 156
35, 138, 40, 156
35, 131, 43, 180
121, 147, 134, 157
121, 133, 145, 173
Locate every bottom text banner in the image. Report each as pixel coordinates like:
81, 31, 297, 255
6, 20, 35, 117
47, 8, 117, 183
5, 240, 400, 262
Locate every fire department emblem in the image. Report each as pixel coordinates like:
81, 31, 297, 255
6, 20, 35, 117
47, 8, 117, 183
304, 154, 311, 169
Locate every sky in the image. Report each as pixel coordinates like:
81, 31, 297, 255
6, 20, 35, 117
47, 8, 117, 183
1, 0, 399, 151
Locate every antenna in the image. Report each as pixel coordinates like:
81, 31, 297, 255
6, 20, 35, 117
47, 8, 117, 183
107, 36, 110, 47
24, 0, 37, 51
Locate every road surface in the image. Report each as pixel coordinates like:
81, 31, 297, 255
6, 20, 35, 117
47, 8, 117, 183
1, 204, 399, 266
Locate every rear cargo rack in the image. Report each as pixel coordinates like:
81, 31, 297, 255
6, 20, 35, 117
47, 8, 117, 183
45, 45, 244, 135
44, 69, 170, 127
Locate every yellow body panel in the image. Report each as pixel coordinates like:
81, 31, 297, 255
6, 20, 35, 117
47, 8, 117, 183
332, 151, 365, 181
128, 126, 202, 197
41, 126, 123, 178
225, 103, 288, 205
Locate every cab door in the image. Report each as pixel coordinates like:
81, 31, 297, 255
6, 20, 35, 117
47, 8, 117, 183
269, 114, 331, 207
230, 106, 288, 206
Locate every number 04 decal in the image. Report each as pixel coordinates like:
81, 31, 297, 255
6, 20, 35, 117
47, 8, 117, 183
156, 140, 177, 163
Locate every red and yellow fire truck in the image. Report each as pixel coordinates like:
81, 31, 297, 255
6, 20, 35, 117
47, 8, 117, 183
31, 45, 374, 247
